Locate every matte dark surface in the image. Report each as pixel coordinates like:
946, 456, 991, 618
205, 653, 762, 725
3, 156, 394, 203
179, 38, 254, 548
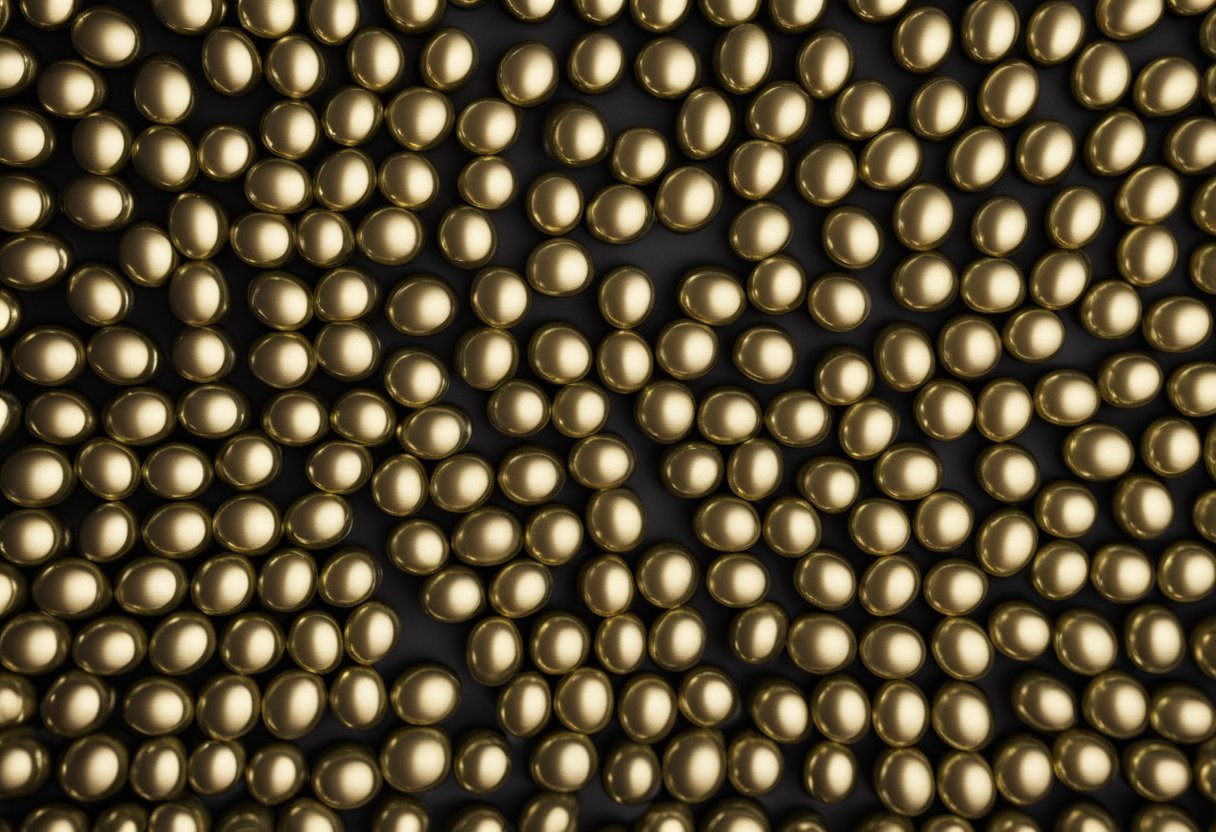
4, 0, 1216, 828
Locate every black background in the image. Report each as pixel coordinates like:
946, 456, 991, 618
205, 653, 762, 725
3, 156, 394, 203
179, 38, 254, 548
3, 0, 1216, 828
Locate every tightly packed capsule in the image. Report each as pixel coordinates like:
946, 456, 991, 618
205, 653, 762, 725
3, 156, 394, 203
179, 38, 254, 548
2, 0, 1216, 828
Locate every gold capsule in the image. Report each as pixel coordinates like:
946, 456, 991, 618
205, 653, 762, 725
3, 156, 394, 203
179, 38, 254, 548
37, 59, 106, 119
873, 747, 934, 816
1149, 683, 1215, 744
822, 206, 881, 269
0, 106, 54, 169
382, 89, 451, 156
530, 730, 597, 793
832, 80, 890, 142
0, 508, 67, 568
601, 742, 660, 805
795, 457, 858, 516
860, 620, 926, 680
1124, 739, 1190, 802
908, 77, 969, 141
979, 60, 1039, 128
785, 612, 855, 674
586, 184, 652, 245
796, 143, 855, 209
715, 24, 770, 94
948, 126, 1008, 192
656, 165, 722, 232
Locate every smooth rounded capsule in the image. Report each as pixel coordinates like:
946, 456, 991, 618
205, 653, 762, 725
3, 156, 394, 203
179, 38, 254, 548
586, 184, 652, 245
1150, 684, 1215, 743
459, 156, 516, 211
602, 743, 661, 805
388, 665, 461, 728
832, 80, 890, 141
0, 508, 68, 568
724, 600, 784, 664
979, 61, 1039, 128
0, 107, 55, 168
491, 41, 559, 107
39, 669, 112, 740
579, 554, 632, 618
948, 126, 1008, 191
1084, 108, 1147, 177
1010, 121, 1076, 186
678, 87, 736, 160
32, 558, 109, 620
190, 553, 255, 617
1087, 543, 1152, 605
260, 99, 321, 160
607, 128, 669, 190
890, 7, 951, 73
790, 552, 853, 612
1123, 604, 1184, 674
188, 740, 244, 797
1095, 0, 1164, 39
385, 519, 447, 578
937, 752, 996, 819
1117, 225, 1177, 288
323, 87, 382, 147
1165, 116, 1216, 173
714, 24, 770, 94
519, 505, 581, 569
526, 238, 594, 298
870, 680, 929, 749
908, 77, 969, 141
656, 165, 722, 232
201, 28, 260, 97
594, 613, 645, 676
860, 620, 926, 680
1124, 740, 1190, 802
786, 613, 855, 674
385, 276, 454, 337
932, 617, 993, 681
462, 615, 521, 686
37, 59, 106, 119
356, 207, 422, 266
858, 129, 921, 191
530, 730, 596, 793
294, 210, 353, 269
1008, 672, 1077, 737
0, 232, 71, 293
1157, 541, 1216, 602
23, 389, 93, 445
311, 744, 381, 810
1023, 1, 1084, 64
261, 671, 325, 739
790, 28, 850, 101
1072, 40, 1132, 110
657, 728, 724, 804
796, 143, 855, 208
873, 747, 935, 816
491, 671, 550, 739
634, 36, 698, 100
